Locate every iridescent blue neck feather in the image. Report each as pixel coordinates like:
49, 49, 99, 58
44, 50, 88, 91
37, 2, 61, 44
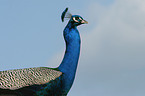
58, 21, 81, 91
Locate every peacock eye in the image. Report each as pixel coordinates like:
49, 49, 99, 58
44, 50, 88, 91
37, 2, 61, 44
75, 17, 79, 20
73, 17, 79, 22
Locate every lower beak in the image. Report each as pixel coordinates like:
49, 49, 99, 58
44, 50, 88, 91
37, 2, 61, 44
81, 20, 88, 24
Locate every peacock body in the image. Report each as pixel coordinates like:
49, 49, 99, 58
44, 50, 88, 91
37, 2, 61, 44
0, 8, 87, 96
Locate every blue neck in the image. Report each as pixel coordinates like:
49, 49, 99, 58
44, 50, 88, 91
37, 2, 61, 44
58, 22, 81, 85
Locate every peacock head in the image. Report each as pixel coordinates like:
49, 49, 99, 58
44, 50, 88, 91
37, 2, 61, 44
61, 8, 88, 26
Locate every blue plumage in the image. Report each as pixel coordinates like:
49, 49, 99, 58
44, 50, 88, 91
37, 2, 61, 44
0, 8, 87, 96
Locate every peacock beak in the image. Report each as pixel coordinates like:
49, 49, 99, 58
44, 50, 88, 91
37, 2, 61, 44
81, 20, 88, 24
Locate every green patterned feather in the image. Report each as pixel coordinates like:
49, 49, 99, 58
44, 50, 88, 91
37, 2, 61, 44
0, 67, 62, 90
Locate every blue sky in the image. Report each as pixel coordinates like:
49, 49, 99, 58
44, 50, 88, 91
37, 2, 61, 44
0, 0, 145, 96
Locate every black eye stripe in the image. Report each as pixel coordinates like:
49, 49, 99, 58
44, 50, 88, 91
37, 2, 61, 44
73, 16, 83, 23
75, 17, 79, 20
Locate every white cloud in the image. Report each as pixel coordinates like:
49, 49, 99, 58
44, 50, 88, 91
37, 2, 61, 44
81, 0, 145, 67
76, 0, 145, 96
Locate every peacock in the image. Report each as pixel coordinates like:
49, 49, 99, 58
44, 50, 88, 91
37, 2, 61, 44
0, 8, 88, 96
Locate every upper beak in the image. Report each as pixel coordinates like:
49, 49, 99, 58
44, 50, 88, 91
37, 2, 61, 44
81, 20, 88, 24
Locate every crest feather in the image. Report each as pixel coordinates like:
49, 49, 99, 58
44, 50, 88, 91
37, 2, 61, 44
61, 7, 72, 22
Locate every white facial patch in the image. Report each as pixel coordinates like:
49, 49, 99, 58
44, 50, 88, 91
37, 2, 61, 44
79, 17, 82, 21
73, 17, 79, 23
